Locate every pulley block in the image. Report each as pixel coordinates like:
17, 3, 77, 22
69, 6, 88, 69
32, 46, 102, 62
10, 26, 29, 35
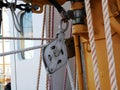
42, 32, 68, 74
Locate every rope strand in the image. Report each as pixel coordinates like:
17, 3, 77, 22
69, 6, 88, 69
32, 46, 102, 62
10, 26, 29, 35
63, 67, 67, 90
101, 0, 118, 89
0, 45, 47, 57
36, 5, 47, 90
0, 37, 54, 40
66, 61, 75, 90
84, 0, 101, 89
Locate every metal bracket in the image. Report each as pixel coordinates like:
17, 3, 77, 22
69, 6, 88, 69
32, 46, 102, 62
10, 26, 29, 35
72, 8, 86, 25
0, 1, 38, 12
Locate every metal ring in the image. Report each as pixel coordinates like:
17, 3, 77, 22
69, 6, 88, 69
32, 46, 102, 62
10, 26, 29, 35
59, 19, 69, 32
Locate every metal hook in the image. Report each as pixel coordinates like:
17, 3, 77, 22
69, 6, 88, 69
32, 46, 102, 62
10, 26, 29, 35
59, 19, 69, 33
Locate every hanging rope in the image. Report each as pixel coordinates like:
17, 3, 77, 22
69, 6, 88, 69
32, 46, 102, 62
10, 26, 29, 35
46, 5, 52, 90
10, 5, 22, 33
63, 67, 67, 90
1, 10, 6, 86
47, 5, 55, 90
75, 69, 78, 90
48, 5, 51, 42
46, 73, 49, 90
84, 0, 101, 89
51, 6, 54, 38
36, 5, 47, 90
66, 61, 75, 90
101, 0, 118, 89
74, 57, 77, 90
48, 74, 53, 90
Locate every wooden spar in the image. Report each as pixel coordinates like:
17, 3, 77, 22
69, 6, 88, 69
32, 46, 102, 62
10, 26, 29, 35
71, 2, 85, 90
73, 35, 83, 90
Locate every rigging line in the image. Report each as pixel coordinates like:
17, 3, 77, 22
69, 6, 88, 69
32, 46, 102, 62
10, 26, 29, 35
49, 74, 53, 90
10, 6, 22, 33
0, 37, 54, 40
36, 5, 47, 90
46, 73, 49, 90
12, 9, 18, 90
63, 66, 67, 90
80, 42, 88, 90
0, 44, 47, 57
74, 57, 76, 90
101, 0, 118, 89
84, 0, 101, 89
52, 6, 54, 38
47, 5, 52, 90
48, 7, 54, 90
48, 5, 51, 43
1, 9, 6, 87
75, 69, 78, 90
4, 0, 19, 89
66, 61, 75, 90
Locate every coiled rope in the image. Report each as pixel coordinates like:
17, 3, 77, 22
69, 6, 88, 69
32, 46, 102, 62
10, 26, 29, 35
101, 0, 118, 89
84, 0, 101, 89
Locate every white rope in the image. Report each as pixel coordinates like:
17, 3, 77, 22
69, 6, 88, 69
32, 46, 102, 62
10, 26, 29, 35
66, 61, 75, 90
84, 0, 101, 89
101, 0, 118, 90
0, 44, 47, 57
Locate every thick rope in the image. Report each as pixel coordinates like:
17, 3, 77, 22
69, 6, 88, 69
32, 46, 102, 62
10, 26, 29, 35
101, 0, 118, 89
0, 45, 47, 57
84, 0, 101, 89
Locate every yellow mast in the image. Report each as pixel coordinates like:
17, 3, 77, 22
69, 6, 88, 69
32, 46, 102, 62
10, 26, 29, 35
22, 0, 120, 89
71, 2, 85, 90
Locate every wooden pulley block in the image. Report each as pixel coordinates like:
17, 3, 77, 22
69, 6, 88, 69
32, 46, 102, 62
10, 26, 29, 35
23, 0, 67, 13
